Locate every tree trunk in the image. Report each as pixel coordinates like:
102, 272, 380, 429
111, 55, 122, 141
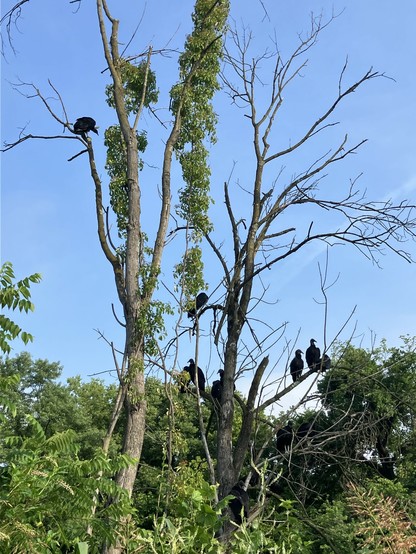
116, 368, 146, 491
217, 297, 241, 498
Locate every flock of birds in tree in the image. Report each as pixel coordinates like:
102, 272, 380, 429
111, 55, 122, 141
179, 337, 331, 518
69, 123, 335, 525
72, 119, 392, 518
289, 339, 331, 383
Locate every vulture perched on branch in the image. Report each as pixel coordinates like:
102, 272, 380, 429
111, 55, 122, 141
187, 292, 209, 318
73, 116, 98, 136
306, 339, 320, 370
180, 358, 205, 393
290, 349, 304, 382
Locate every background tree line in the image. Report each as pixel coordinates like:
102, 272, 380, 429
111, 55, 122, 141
1, 333, 416, 552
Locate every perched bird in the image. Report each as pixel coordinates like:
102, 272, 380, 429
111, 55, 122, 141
229, 483, 249, 525
306, 339, 321, 370
321, 354, 331, 372
296, 421, 316, 441
290, 349, 304, 382
187, 292, 209, 318
185, 358, 206, 392
73, 117, 98, 136
276, 422, 294, 453
211, 369, 224, 402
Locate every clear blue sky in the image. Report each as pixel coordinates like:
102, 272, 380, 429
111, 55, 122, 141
2, 1, 416, 401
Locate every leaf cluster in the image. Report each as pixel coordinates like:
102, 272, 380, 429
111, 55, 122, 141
171, 0, 230, 238
104, 125, 148, 239
0, 262, 41, 353
0, 389, 135, 553
174, 245, 208, 311
0, 353, 122, 459
105, 59, 158, 116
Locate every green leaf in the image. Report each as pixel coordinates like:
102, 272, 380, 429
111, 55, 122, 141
75, 541, 89, 554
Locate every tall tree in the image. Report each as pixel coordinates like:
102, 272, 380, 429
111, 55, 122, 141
2, 2, 229, 550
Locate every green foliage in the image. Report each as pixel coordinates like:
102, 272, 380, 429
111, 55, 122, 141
133, 379, 214, 527
309, 500, 358, 553
104, 125, 148, 239
0, 262, 41, 354
106, 59, 158, 116
141, 378, 209, 465
135, 299, 173, 358
314, 339, 416, 487
0, 353, 122, 459
132, 252, 173, 358
0, 407, 135, 553
130, 465, 226, 553
171, 0, 230, 238
176, 144, 214, 236
1, 340, 414, 553
131, 469, 317, 554
40, 375, 121, 459
174, 245, 208, 311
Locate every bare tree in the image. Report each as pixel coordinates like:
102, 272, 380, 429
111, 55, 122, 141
198, 15, 416, 500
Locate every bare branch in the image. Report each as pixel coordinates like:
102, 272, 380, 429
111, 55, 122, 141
0, 0, 30, 55
265, 68, 382, 164
2, 133, 80, 152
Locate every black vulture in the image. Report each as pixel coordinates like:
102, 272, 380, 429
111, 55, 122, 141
185, 358, 206, 392
320, 354, 331, 372
211, 369, 224, 402
296, 421, 316, 441
290, 349, 304, 382
305, 339, 321, 370
187, 292, 209, 318
229, 483, 249, 525
73, 117, 98, 136
276, 422, 294, 453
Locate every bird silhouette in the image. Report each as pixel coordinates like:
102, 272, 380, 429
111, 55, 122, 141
229, 482, 249, 525
306, 339, 320, 370
211, 369, 224, 402
276, 422, 294, 453
187, 292, 208, 318
73, 117, 98, 137
290, 349, 304, 382
320, 354, 331, 372
296, 421, 316, 441
184, 358, 205, 392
